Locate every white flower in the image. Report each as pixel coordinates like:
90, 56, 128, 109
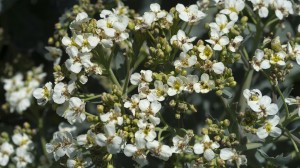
251, 49, 271, 71
174, 52, 198, 68
198, 44, 213, 60
52, 82, 76, 104
176, 4, 206, 24
124, 94, 140, 116
12, 133, 34, 150
206, 30, 229, 51
220, 0, 245, 21
167, 76, 184, 96
193, 73, 215, 93
138, 83, 151, 99
138, 99, 161, 125
256, 115, 282, 139
95, 123, 123, 154
248, 95, 278, 116
67, 153, 92, 168
270, 51, 286, 66
65, 46, 93, 74
250, 0, 270, 18
33, 82, 53, 106
100, 105, 123, 125
243, 89, 262, 103
209, 14, 234, 35
220, 148, 247, 166
124, 138, 148, 167
181, 75, 199, 92
146, 140, 172, 161
135, 120, 157, 141
56, 97, 86, 124
288, 44, 300, 65
273, 0, 293, 20
0, 142, 14, 166
44, 46, 62, 64
212, 62, 225, 74
171, 135, 193, 154
193, 135, 220, 161
147, 81, 168, 102
130, 70, 153, 85
97, 11, 129, 41
12, 148, 34, 168
228, 35, 243, 52
170, 30, 196, 52
70, 12, 89, 30
46, 131, 76, 161
285, 97, 300, 116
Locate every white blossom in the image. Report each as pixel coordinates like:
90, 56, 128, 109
220, 0, 245, 21
193, 73, 215, 93
146, 140, 172, 161
198, 44, 213, 60
0, 142, 14, 166
135, 120, 157, 141
243, 89, 262, 103
206, 30, 229, 51
95, 123, 123, 154
248, 95, 278, 117
124, 94, 140, 116
220, 148, 247, 166
193, 135, 220, 161
56, 97, 86, 124
12, 148, 34, 168
46, 131, 76, 161
256, 115, 282, 139
273, 0, 293, 20
130, 70, 153, 85
100, 105, 123, 125
124, 138, 148, 167
172, 135, 193, 154
251, 49, 270, 71
270, 51, 286, 66
33, 82, 53, 106
250, 0, 270, 18
212, 62, 225, 74
176, 4, 206, 24
167, 76, 184, 96
209, 14, 234, 35
174, 52, 198, 68
52, 82, 76, 104
228, 35, 243, 52
12, 133, 34, 150
147, 81, 168, 102
170, 30, 196, 52
67, 152, 92, 168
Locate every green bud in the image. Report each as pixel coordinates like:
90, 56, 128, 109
53, 65, 61, 72
223, 119, 230, 127
241, 16, 248, 24
103, 154, 112, 162
97, 105, 104, 113
175, 113, 181, 119
271, 36, 282, 52
216, 90, 223, 96
128, 21, 135, 30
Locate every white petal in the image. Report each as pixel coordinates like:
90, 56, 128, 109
193, 143, 204, 154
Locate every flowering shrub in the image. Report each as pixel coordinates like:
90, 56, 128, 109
1, 0, 300, 167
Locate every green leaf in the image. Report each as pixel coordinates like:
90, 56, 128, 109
257, 149, 293, 165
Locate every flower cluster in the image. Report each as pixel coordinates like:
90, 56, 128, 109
2, 65, 46, 113
242, 89, 282, 139
3, 0, 298, 167
0, 124, 35, 168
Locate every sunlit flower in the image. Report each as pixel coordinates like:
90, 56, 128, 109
95, 123, 123, 154
193, 135, 220, 161
256, 115, 282, 139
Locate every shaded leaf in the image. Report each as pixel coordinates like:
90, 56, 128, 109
257, 149, 293, 165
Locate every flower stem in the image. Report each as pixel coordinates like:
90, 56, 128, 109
275, 85, 290, 119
